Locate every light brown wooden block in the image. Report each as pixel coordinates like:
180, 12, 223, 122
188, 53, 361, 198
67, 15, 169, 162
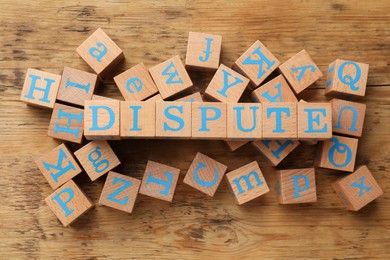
92, 94, 117, 101
145, 93, 164, 102
149, 55, 193, 99
225, 161, 269, 205
47, 103, 84, 144
192, 102, 227, 139
20, 68, 61, 109
279, 50, 323, 94
120, 101, 155, 138
76, 28, 124, 76
330, 98, 366, 137
204, 64, 249, 103
139, 161, 180, 202
225, 140, 249, 151
84, 100, 120, 140
298, 99, 318, 145
262, 102, 297, 139
176, 92, 203, 102
183, 152, 227, 197
315, 135, 358, 172
74, 140, 121, 181
325, 59, 369, 98
155, 101, 191, 138
45, 180, 94, 227
332, 165, 383, 211
233, 40, 280, 88
252, 139, 300, 166
98, 171, 141, 213
227, 103, 262, 140
35, 144, 82, 190
57, 67, 98, 107
297, 102, 332, 140
278, 168, 317, 204
114, 63, 158, 101
251, 75, 298, 103
185, 32, 222, 71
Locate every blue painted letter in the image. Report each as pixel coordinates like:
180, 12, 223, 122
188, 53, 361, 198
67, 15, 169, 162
304, 108, 327, 133
51, 187, 75, 217
216, 69, 244, 98
199, 106, 221, 132
266, 107, 290, 133
292, 175, 310, 198
24, 74, 56, 103
242, 46, 275, 79
146, 172, 174, 195
106, 177, 132, 205
89, 42, 107, 62
199, 37, 213, 62
234, 106, 259, 133
89, 105, 115, 131
193, 162, 219, 187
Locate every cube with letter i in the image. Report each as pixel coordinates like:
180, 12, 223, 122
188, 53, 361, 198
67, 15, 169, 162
262, 102, 297, 139
120, 101, 156, 138
297, 102, 332, 140
185, 32, 222, 71
192, 102, 227, 139
252, 139, 300, 166
227, 103, 262, 140
251, 75, 298, 103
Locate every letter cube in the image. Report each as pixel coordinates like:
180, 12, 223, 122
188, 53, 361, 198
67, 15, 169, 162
156, 101, 192, 138
225, 140, 249, 152
176, 92, 203, 102
251, 75, 298, 103
262, 102, 297, 139
227, 103, 262, 140
297, 102, 332, 140
252, 139, 300, 166
145, 93, 164, 102
192, 102, 227, 139
120, 101, 155, 138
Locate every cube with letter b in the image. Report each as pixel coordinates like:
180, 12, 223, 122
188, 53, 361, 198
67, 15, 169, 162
227, 103, 262, 140
262, 102, 297, 139
156, 101, 192, 139
297, 102, 332, 140
120, 101, 156, 138
192, 102, 227, 139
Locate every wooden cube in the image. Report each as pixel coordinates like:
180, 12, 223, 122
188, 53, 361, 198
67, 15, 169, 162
315, 135, 358, 172
192, 102, 227, 139
298, 99, 318, 145
84, 100, 120, 140
92, 94, 117, 101
278, 168, 317, 204
183, 152, 227, 197
325, 59, 369, 98
251, 75, 298, 103
233, 40, 280, 88
225, 140, 249, 152
35, 144, 82, 190
332, 165, 383, 211
252, 139, 300, 166
204, 64, 249, 103
48, 103, 84, 144
114, 63, 158, 101
74, 140, 121, 181
156, 101, 192, 138
120, 101, 155, 138
139, 161, 180, 202
330, 98, 366, 137
262, 102, 297, 139
145, 93, 164, 102
45, 180, 94, 226
226, 161, 269, 205
76, 28, 124, 76
297, 102, 332, 140
176, 92, 203, 102
57, 67, 98, 107
185, 32, 222, 71
279, 50, 323, 94
99, 171, 141, 213
149, 55, 193, 99
227, 103, 262, 140
20, 68, 61, 109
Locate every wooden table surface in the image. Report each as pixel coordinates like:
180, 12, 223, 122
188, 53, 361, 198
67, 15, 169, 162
1, 0, 389, 259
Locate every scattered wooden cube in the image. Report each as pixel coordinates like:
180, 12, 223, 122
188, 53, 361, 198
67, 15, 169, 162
155, 101, 192, 138
297, 102, 332, 140
185, 32, 222, 71
183, 152, 227, 197
92, 94, 117, 101
139, 161, 180, 202
262, 102, 297, 139
74, 140, 121, 181
279, 50, 323, 94
227, 103, 262, 140
45, 180, 94, 226
76, 28, 124, 76
120, 101, 155, 138
145, 93, 164, 102
225, 140, 249, 152
226, 161, 269, 205
251, 75, 298, 103
332, 165, 383, 211
98, 171, 141, 213
192, 102, 227, 139
176, 92, 203, 102
252, 139, 300, 166
20, 68, 61, 109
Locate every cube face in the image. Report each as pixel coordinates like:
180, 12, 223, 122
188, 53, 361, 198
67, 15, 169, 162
325, 59, 369, 98
332, 166, 383, 211
297, 103, 332, 140
76, 28, 124, 76
315, 135, 358, 172
192, 102, 227, 139
176, 92, 203, 102
149, 56, 193, 99
48, 103, 84, 144
74, 141, 121, 181
278, 168, 317, 204
139, 161, 180, 202
35, 144, 82, 190
262, 102, 297, 139
20, 68, 61, 109
279, 50, 323, 94
227, 103, 262, 140
204, 64, 249, 103
57, 67, 98, 107
251, 75, 298, 103
114, 63, 158, 101
99, 171, 141, 213
233, 40, 280, 87
330, 99, 366, 137
120, 101, 155, 138
45, 180, 94, 226
145, 93, 164, 102
155, 101, 192, 138
185, 32, 222, 71
226, 161, 269, 205
183, 153, 227, 197
253, 139, 300, 166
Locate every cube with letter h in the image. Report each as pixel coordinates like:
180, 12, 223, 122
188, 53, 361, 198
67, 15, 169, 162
192, 102, 227, 139
120, 101, 156, 138
156, 101, 192, 138
298, 102, 332, 140
253, 139, 300, 166
227, 103, 262, 140
251, 75, 298, 103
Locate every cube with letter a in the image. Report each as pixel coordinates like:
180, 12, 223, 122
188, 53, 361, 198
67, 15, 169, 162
262, 102, 297, 139
120, 101, 156, 138
227, 103, 262, 140
192, 102, 227, 139
251, 74, 298, 103
297, 102, 332, 140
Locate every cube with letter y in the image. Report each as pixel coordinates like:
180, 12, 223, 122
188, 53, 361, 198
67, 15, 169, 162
192, 102, 227, 139
297, 102, 332, 140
